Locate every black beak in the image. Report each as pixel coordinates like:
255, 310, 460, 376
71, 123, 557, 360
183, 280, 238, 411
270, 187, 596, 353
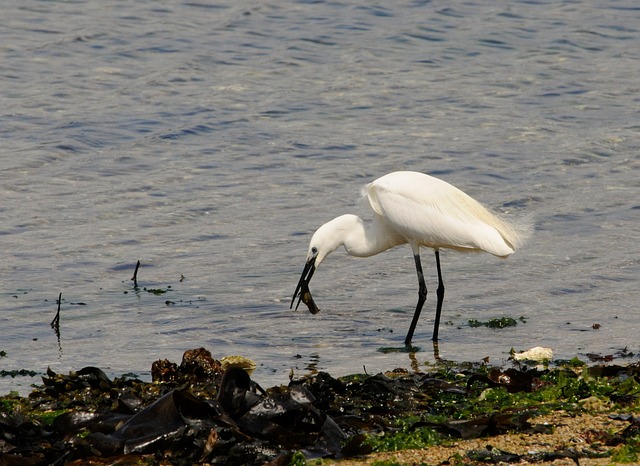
290, 255, 316, 310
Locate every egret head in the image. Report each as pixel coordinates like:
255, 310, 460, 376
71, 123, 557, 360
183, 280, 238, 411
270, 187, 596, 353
291, 215, 359, 314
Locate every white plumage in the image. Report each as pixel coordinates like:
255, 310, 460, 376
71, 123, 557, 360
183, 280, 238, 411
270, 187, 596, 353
291, 171, 532, 344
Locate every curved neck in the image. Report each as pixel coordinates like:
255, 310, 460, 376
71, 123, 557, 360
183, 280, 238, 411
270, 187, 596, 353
344, 215, 406, 258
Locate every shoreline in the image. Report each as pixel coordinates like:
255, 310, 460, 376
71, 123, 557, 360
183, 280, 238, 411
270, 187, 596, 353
1, 348, 639, 465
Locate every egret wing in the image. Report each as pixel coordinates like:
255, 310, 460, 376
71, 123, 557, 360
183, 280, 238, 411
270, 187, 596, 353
366, 172, 515, 256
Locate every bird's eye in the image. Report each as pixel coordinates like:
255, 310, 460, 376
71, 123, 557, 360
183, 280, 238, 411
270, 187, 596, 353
311, 247, 318, 254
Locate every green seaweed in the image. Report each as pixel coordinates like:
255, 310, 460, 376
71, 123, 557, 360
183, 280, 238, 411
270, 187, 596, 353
367, 422, 440, 452
611, 435, 640, 463
287, 450, 309, 466
34, 408, 69, 426
0, 369, 39, 377
144, 287, 168, 295
468, 317, 519, 328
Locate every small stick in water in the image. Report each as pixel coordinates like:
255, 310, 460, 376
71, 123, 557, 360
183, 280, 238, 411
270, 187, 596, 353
50, 292, 62, 338
131, 260, 141, 288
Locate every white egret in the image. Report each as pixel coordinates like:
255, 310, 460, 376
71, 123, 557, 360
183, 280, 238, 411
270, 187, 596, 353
291, 171, 532, 344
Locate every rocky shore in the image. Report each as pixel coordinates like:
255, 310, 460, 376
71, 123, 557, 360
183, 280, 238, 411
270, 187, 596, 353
1, 348, 639, 465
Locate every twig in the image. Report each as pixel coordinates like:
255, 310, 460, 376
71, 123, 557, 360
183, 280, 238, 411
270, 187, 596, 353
131, 260, 141, 288
50, 292, 62, 328
51, 293, 62, 345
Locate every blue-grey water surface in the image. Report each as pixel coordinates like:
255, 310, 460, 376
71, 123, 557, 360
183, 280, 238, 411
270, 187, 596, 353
1, 0, 639, 394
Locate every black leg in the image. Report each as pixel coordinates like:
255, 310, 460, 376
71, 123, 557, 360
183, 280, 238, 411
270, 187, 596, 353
432, 250, 445, 341
405, 253, 427, 345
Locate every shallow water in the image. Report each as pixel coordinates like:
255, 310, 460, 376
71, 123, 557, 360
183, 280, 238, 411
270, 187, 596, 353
1, 0, 639, 395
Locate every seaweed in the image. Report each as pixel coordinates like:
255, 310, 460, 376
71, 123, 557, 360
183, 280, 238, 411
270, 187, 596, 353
1, 350, 640, 465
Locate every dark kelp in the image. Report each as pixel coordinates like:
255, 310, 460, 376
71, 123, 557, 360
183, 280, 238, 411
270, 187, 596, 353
1, 349, 640, 465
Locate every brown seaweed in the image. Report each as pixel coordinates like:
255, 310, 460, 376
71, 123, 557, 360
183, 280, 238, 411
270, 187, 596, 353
3, 350, 640, 465
299, 280, 321, 315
